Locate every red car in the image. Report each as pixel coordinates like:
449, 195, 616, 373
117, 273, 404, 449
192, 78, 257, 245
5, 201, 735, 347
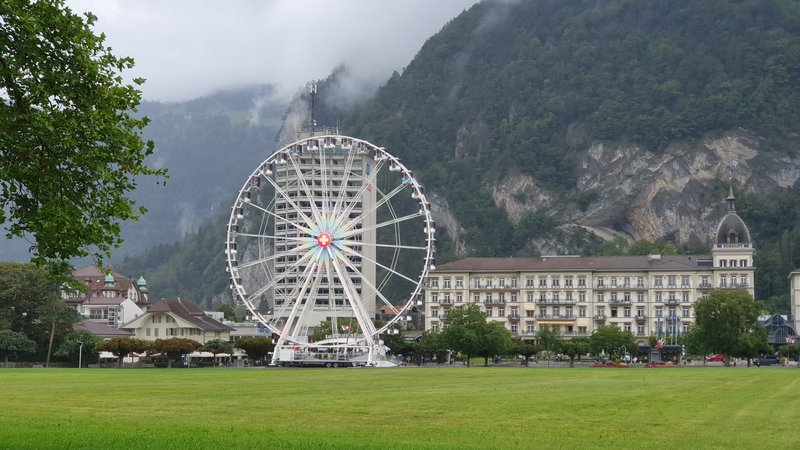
705, 354, 725, 362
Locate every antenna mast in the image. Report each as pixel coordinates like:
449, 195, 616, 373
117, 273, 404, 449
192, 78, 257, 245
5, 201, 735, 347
309, 80, 318, 135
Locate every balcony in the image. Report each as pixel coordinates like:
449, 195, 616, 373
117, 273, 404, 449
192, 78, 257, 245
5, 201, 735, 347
698, 282, 711, 289
508, 314, 520, 321
562, 331, 590, 337
594, 315, 607, 321
635, 315, 647, 323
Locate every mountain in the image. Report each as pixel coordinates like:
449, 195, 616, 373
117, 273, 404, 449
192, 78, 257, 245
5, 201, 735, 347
120, 0, 800, 312
122, 85, 286, 257
340, 0, 800, 305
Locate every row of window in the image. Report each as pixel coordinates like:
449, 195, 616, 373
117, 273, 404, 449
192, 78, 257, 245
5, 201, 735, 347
428, 270, 747, 289
150, 315, 177, 324
144, 327, 203, 337
431, 305, 691, 319
430, 290, 704, 304
427, 321, 690, 336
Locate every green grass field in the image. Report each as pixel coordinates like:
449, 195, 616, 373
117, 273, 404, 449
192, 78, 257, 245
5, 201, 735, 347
0, 367, 797, 449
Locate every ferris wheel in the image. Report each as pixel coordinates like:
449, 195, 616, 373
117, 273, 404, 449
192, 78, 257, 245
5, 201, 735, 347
226, 134, 435, 366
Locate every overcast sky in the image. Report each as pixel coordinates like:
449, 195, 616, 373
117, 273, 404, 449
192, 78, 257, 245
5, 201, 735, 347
66, 0, 480, 102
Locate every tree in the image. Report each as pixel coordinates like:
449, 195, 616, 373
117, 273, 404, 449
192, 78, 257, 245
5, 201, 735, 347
199, 339, 234, 365
0, 0, 167, 274
0, 329, 36, 365
310, 318, 358, 342
536, 326, 563, 355
54, 330, 98, 367
417, 330, 446, 365
513, 339, 542, 366
441, 304, 486, 367
0, 263, 76, 361
777, 343, 800, 360
215, 304, 236, 322
152, 338, 201, 368
234, 337, 274, 365
382, 332, 409, 357
589, 325, 636, 359
95, 337, 151, 368
440, 304, 514, 366
561, 338, 590, 368
477, 321, 514, 366
42, 299, 79, 368
685, 289, 768, 366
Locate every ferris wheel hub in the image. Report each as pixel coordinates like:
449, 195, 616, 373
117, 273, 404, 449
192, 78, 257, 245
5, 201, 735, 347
317, 232, 332, 247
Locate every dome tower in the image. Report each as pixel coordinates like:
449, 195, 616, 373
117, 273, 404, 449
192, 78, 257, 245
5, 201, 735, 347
711, 180, 755, 296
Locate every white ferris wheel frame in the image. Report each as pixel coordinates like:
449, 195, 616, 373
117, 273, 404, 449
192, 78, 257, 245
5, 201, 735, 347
225, 134, 435, 366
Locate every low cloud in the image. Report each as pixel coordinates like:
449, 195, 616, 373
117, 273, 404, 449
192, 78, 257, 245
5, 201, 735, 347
67, 0, 479, 102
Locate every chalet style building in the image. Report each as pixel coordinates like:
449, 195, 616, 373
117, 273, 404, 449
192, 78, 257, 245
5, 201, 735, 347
122, 298, 233, 343
63, 265, 150, 328
424, 187, 756, 344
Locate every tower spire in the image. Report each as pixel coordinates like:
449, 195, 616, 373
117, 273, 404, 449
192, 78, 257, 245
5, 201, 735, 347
727, 177, 736, 212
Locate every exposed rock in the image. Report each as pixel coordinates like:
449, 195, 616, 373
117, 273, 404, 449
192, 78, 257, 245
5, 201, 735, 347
448, 130, 800, 253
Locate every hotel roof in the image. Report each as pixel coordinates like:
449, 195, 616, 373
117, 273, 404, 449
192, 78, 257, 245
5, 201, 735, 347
433, 255, 714, 273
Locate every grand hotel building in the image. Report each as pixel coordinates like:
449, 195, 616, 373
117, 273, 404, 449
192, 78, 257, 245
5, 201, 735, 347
424, 188, 755, 343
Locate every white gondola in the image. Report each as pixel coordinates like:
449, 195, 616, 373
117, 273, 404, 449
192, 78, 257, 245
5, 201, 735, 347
389, 162, 401, 172
243, 191, 251, 202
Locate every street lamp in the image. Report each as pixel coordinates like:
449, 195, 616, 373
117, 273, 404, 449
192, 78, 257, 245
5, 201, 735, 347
77, 341, 85, 369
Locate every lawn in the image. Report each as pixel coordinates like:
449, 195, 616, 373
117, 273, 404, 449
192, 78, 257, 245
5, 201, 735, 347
0, 367, 797, 449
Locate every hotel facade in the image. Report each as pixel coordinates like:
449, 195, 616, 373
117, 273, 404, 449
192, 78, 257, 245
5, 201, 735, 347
424, 188, 755, 343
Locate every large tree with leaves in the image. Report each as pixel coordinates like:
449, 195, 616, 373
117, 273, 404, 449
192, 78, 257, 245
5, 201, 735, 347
685, 289, 769, 365
234, 337, 274, 365
0, 262, 77, 361
0, 0, 167, 274
152, 338, 201, 368
55, 329, 98, 367
0, 329, 36, 365
589, 325, 636, 359
95, 336, 151, 368
441, 304, 514, 367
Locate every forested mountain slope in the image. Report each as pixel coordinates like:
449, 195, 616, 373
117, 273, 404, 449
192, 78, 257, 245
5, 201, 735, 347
341, 0, 800, 306
119, 0, 800, 312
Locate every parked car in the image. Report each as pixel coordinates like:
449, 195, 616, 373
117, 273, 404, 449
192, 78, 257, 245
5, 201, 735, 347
754, 355, 780, 367
705, 354, 725, 362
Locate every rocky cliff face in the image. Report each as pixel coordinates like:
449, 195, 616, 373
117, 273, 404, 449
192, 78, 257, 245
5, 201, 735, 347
446, 130, 800, 255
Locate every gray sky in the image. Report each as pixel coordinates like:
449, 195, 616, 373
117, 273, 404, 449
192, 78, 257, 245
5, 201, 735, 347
66, 0, 480, 102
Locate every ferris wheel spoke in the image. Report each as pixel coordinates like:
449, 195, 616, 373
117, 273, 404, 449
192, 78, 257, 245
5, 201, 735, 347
287, 154, 323, 224
330, 146, 358, 219
233, 232, 309, 242
337, 239, 429, 251
262, 171, 316, 230
244, 201, 313, 235
288, 263, 325, 338
332, 249, 404, 318
334, 159, 388, 229
339, 182, 408, 233
343, 211, 425, 239
244, 250, 315, 304
235, 242, 316, 270
275, 260, 319, 347
336, 243, 420, 286
328, 250, 377, 340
